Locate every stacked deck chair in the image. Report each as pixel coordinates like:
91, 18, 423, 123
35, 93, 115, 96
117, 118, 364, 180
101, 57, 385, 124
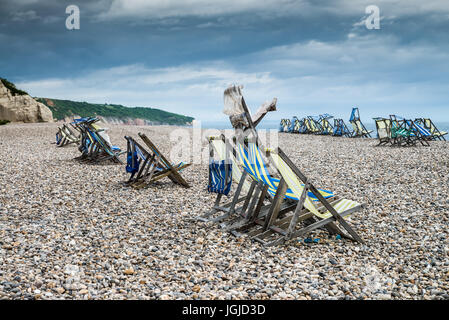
56, 123, 80, 147
389, 115, 430, 147
306, 116, 322, 134
349, 107, 373, 138
415, 118, 447, 141
373, 117, 392, 146
197, 135, 254, 223
332, 118, 352, 137
289, 116, 300, 133
279, 119, 289, 132
75, 117, 125, 163
298, 117, 309, 134
124, 133, 191, 189
288, 116, 301, 134
318, 114, 334, 135
217, 85, 366, 246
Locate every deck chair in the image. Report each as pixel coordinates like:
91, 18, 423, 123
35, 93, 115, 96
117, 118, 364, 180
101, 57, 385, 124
416, 118, 447, 141
281, 119, 291, 133
196, 135, 255, 223
349, 108, 372, 138
75, 118, 124, 163
318, 114, 334, 135
124, 133, 190, 189
289, 116, 300, 133
389, 115, 417, 147
332, 118, 352, 137
55, 123, 80, 147
224, 93, 365, 245
306, 116, 322, 134
298, 117, 309, 134
373, 117, 392, 146
228, 140, 364, 246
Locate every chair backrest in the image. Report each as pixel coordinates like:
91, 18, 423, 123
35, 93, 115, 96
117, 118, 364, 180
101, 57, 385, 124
210, 136, 251, 192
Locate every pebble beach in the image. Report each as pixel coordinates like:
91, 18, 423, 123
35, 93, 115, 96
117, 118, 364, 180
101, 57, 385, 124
0, 123, 448, 300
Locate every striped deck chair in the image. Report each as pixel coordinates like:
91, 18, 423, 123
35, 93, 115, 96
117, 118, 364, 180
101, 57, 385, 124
423, 118, 447, 141
298, 117, 308, 134
86, 123, 124, 163
124, 133, 190, 189
307, 116, 322, 134
332, 118, 352, 137
197, 135, 254, 223
222, 140, 337, 236
318, 114, 334, 135
416, 118, 447, 141
56, 123, 80, 147
289, 116, 300, 133
254, 146, 365, 246
390, 115, 430, 147
349, 108, 372, 138
373, 118, 392, 146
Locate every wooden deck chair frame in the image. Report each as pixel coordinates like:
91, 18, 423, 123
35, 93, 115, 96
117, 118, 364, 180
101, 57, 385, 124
228, 97, 365, 246
373, 118, 391, 146
332, 118, 352, 137
318, 115, 334, 135
196, 135, 254, 223
124, 133, 191, 189
307, 116, 323, 134
349, 108, 372, 138
416, 118, 447, 141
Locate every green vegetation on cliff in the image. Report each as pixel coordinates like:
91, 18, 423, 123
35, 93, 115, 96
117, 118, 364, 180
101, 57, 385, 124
36, 98, 194, 125
0, 78, 28, 96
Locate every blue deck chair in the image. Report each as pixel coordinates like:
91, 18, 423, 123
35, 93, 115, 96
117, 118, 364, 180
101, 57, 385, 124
208, 160, 232, 195
123, 133, 191, 188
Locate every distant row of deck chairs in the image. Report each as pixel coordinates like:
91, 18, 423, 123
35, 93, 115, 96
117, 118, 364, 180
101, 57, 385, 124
374, 115, 447, 147
198, 89, 365, 246
279, 108, 373, 138
55, 117, 191, 188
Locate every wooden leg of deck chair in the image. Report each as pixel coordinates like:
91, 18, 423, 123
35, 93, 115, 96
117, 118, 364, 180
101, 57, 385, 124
230, 183, 268, 236
221, 180, 257, 230
263, 178, 287, 231
209, 171, 249, 223
278, 148, 365, 244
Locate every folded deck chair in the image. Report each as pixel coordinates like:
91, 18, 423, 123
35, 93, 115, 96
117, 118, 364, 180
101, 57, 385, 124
415, 118, 447, 141
306, 116, 322, 134
197, 135, 255, 223
389, 115, 430, 147
280, 119, 291, 133
298, 117, 309, 134
289, 116, 300, 133
74, 118, 124, 163
124, 133, 190, 189
423, 118, 447, 141
349, 108, 372, 138
318, 114, 334, 135
373, 118, 392, 146
332, 118, 352, 137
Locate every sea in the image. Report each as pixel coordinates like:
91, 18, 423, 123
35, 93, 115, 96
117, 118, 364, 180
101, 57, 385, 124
200, 120, 449, 137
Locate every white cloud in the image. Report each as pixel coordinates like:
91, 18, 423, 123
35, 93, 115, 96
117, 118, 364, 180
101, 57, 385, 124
96, 0, 449, 22
98, 0, 309, 20
11, 10, 40, 22
16, 35, 449, 122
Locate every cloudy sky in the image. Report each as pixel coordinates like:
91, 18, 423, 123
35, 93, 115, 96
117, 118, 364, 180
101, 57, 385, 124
1, 0, 449, 123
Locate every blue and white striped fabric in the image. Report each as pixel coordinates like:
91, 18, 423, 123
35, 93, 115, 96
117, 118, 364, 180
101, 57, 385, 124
412, 121, 432, 137
208, 160, 232, 195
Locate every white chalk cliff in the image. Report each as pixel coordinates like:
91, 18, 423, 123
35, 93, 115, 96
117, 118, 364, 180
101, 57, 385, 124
0, 81, 53, 123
